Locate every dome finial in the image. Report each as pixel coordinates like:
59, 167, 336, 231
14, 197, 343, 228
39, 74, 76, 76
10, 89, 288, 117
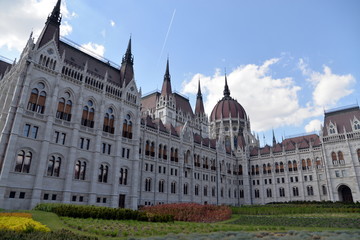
223, 70, 230, 98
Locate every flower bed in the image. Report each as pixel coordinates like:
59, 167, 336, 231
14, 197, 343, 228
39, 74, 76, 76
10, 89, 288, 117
141, 203, 232, 222
0, 216, 50, 232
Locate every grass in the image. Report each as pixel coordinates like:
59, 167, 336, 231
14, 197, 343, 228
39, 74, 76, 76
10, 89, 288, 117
1, 204, 360, 240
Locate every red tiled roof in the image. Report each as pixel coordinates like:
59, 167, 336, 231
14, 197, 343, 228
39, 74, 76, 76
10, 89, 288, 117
260, 145, 271, 155
174, 93, 194, 117
210, 97, 246, 121
250, 147, 259, 156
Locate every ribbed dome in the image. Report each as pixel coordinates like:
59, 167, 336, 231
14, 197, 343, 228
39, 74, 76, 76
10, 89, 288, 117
210, 75, 247, 121
210, 97, 247, 121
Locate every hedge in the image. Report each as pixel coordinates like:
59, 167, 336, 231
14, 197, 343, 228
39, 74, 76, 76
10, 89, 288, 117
34, 203, 173, 222
0, 229, 98, 240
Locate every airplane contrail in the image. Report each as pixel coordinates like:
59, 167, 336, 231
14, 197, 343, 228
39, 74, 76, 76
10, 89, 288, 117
158, 9, 176, 66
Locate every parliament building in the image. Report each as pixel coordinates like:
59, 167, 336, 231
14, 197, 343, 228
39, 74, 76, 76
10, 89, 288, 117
0, 1, 359, 209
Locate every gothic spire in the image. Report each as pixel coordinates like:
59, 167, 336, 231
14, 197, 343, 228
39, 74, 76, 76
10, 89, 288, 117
122, 37, 133, 64
48, 0, 62, 25
36, 0, 61, 49
223, 73, 231, 99
272, 129, 277, 146
161, 58, 172, 96
195, 79, 205, 115
120, 37, 134, 86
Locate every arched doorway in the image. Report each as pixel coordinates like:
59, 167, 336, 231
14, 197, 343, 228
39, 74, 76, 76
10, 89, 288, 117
338, 185, 353, 203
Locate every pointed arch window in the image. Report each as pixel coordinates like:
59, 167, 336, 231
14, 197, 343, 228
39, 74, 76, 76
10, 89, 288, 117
174, 148, 179, 162
163, 145, 167, 160
354, 120, 360, 130
170, 147, 175, 161
74, 160, 86, 180
103, 108, 115, 134
255, 164, 260, 175
267, 163, 272, 173
47, 156, 61, 177
204, 186, 208, 196
195, 185, 199, 196
279, 187, 285, 197
307, 185, 314, 196
122, 114, 133, 139
145, 178, 152, 191
280, 162, 284, 172
266, 188, 272, 198
306, 158, 312, 170
293, 186, 299, 196
56, 92, 72, 121
98, 164, 109, 183
263, 164, 267, 174
293, 160, 298, 171
275, 162, 279, 173
238, 164, 243, 175
15, 150, 32, 173
158, 144, 163, 159
159, 180, 165, 193
288, 161, 293, 172
27, 82, 47, 114
338, 151, 345, 165
145, 141, 150, 156
301, 159, 306, 170
81, 100, 95, 128
119, 168, 128, 185
183, 183, 189, 195
171, 181, 177, 194
331, 152, 338, 165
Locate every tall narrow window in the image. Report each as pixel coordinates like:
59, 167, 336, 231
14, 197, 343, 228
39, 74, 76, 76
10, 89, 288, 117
98, 164, 109, 183
150, 142, 155, 157
27, 82, 47, 114
56, 92, 72, 121
81, 100, 95, 128
122, 114, 132, 139
159, 180, 165, 193
119, 168, 128, 185
183, 183, 188, 195
288, 161, 293, 172
293, 160, 298, 171
302, 159, 306, 170
338, 151, 345, 165
331, 152, 338, 165
171, 181, 176, 194
163, 145, 167, 160
145, 178, 152, 191
74, 160, 86, 180
103, 108, 115, 134
15, 150, 32, 173
47, 156, 61, 177
158, 144, 162, 159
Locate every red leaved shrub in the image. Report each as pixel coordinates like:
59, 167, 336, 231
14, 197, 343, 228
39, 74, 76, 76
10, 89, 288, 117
141, 203, 232, 222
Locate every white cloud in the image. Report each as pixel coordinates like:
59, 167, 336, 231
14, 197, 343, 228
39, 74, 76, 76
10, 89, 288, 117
0, 0, 75, 52
304, 119, 322, 133
110, 20, 115, 27
182, 59, 321, 132
81, 42, 105, 57
299, 58, 355, 107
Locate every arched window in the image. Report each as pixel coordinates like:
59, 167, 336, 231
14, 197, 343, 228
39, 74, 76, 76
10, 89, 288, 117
171, 181, 176, 194
354, 120, 360, 130
74, 160, 86, 180
254, 189, 260, 198
288, 161, 293, 172
331, 152, 338, 165
306, 158, 312, 170
183, 183, 189, 195
56, 92, 72, 121
267, 163, 272, 174
316, 158, 322, 169
103, 108, 115, 134
150, 142, 155, 157
15, 150, 32, 173
145, 141, 150, 156
159, 180, 165, 193
158, 144, 163, 159
338, 151, 344, 165
263, 164, 267, 174
266, 188, 272, 198
119, 168, 128, 185
279, 187, 285, 197
195, 185, 199, 196
122, 114, 132, 139
238, 164, 243, 175
145, 178, 151, 191
293, 160, 298, 171
184, 150, 190, 164
255, 165, 259, 175
170, 147, 174, 161
293, 187, 299, 196
174, 149, 179, 162
322, 185, 327, 195
301, 159, 306, 170
307, 185, 314, 196
163, 145, 167, 160
47, 156, 61, 177
81, 100, 95, 128
280, 162, 284, 172
98, 164, 109, 183
27, 82, 47, 114
275, 162, 279, 173
204, 186, 208, 196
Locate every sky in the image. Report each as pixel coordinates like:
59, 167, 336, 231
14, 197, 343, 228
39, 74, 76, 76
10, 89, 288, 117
1, 0, 359, 146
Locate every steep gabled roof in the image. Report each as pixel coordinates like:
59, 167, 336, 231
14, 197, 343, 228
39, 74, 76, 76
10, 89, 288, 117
323, 106, 360, 136
174, 93, 194, 117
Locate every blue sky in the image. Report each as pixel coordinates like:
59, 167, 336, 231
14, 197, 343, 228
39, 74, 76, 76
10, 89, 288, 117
1, 0, 359, 146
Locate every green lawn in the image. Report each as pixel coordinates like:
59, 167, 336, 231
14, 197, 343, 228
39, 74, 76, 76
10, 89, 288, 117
2, 204, 359, 240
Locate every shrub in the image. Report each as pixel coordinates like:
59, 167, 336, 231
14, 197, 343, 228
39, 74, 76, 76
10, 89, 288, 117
0, 216, 50, 232
34, 203, 173, 222
141, 203, 232, 222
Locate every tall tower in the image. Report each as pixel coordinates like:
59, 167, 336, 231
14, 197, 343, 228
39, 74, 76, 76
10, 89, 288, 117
194, 79, 209, 137
156, 58, 176, 125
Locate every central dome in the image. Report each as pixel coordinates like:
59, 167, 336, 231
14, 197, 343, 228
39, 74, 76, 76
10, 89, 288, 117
210, 75, 247, 121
